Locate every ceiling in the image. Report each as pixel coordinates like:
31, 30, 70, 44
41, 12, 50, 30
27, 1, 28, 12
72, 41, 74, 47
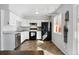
9, 4, 61, 19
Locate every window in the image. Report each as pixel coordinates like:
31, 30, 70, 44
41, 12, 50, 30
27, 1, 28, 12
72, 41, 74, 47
54, 13, 62, 34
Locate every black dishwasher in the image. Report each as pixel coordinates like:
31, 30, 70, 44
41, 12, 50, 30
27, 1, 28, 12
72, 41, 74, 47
15, 33, 21, 48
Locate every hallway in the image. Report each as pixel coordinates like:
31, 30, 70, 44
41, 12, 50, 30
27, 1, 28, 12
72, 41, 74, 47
16, 40, 64, 55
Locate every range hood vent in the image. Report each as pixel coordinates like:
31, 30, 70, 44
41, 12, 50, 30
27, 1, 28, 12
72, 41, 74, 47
30, 23, 37, 26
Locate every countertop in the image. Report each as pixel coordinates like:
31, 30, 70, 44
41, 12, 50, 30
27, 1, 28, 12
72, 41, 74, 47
3, 30, 41, 34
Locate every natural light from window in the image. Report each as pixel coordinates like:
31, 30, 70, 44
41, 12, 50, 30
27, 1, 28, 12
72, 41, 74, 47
54, 13, 62, 34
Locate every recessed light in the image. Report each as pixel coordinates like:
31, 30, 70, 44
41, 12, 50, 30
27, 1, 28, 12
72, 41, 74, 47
35, 11, 39, 14
35, 9, 39, 14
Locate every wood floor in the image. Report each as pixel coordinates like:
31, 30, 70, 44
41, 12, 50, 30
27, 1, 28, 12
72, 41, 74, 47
16, 40, 64, 55
0, 51, 44, 55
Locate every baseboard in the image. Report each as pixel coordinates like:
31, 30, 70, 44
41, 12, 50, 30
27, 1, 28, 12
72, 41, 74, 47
51, 41, 65, 55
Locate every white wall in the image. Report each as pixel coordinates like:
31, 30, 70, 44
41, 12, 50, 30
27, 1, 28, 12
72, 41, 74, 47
51, 4, 77, 55
0, 4, 9, 10
0, 4, 9, 50
74, 5, 79, 55
0, 4, 9, 25
72, 5, 78, 55
0, 9, 1, 49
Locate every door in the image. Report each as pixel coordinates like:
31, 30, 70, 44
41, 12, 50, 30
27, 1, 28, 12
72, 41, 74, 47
48, 22, 52, 40
41, 22, 48, 40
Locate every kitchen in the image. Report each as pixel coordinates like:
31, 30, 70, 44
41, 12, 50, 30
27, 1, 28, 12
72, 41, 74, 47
0, 4, 78, 55
0, 4, 52, 50
2, 15, 51, 50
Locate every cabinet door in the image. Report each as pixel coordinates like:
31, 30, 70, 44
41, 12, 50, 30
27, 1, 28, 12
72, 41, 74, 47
3, 33, 15, 50
26, 32, 29, 39
21, 32, 29, 43
21, 32, 25, 43
37, 31, 41, 39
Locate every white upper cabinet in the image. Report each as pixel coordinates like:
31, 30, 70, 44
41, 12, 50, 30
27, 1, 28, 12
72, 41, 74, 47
21, 20, 30, 27
9, 12, 22, 26
9, 12, 17, 26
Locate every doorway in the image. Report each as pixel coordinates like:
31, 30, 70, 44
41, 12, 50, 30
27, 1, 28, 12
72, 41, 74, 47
41, 22, 51, 41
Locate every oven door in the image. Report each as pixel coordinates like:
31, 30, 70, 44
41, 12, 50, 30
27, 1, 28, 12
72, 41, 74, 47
29, 31, 36, 40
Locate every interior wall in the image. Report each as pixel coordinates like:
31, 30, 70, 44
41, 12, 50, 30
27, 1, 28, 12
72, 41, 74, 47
51, 4, 76, 55
0, 4, 9, 25
72, 5, 78, 55
0, 4, 9, 50
0, 4, 9, 10
0, 9, 1, 49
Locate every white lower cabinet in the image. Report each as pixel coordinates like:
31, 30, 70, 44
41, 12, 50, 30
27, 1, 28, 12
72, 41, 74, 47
2, 31, 41, 50
21, 31, 29, 43
3, 33, 15, 50
37, 31, 41, 39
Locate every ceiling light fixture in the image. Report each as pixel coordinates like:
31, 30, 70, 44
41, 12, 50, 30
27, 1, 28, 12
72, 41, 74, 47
35, 9, 39, 14
35, 11, 39, 14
